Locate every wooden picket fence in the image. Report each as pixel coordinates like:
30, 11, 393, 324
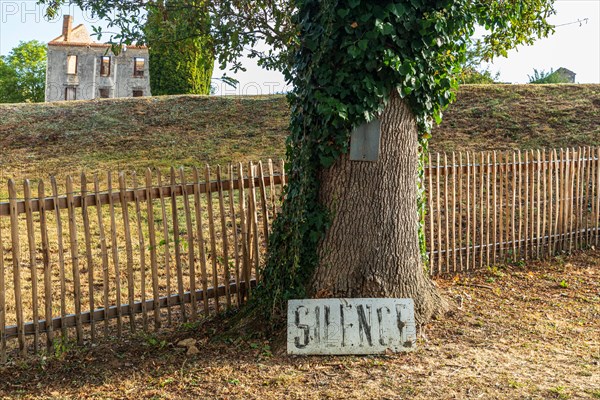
2, 146, 600, 361
0, 161, 285, 362
425, 147, 600, 275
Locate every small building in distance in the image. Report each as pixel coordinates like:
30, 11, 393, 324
551, 68, 576, 83
45, 15, 151, 102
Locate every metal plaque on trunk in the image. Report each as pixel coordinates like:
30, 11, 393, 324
349, 119, 381, 162
287, 298, 416, 355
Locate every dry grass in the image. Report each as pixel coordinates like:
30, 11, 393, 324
0, 85, 599, 200
0, 250, 598, 399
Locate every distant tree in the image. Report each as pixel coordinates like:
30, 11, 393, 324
458, 42, 500, 84
528, 68, 571, 84
145, 0, 214, 95
0, 40, 47, 103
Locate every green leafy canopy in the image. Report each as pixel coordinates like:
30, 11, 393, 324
0, 40, 47, 103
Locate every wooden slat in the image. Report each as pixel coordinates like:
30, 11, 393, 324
0, 175, 285, 217
170, 168, 187, 322
8, 180, 26, 355
258, 161, 270, 243
80, 174, 95, 341
93, 175, 111, 336
472, 151, 477, 270
517, 150, 523, 259
436, 153, 442, 274
479, 152, 484, 269
268, 159, 277, 218
215, 166, 231, 308
51, 176, 68, 338
179, 168, 197, 319
596, 148, 600, 247
524, 151, 530, 260
228, 164, 242, 305
248, 162, 261, 282
118, 172, 136, 332
541, 150, 547, 257
38, 180, 53, 350
457, 152, 464, 271
573, 148, 580, 249
205, 165, 220, 312
568, 149, 575, 252
192, 167, 209, 314
451, 152, 457, 272
535, 150, 541, 258
498, 152, 505, 260
66, 176, 83, 345
548, 150, 555, 257
592, 148, 598, 247
444, 153, 450, 273
530, 150, 536, 259
492, 151, 498, 264
485, 152, 491, 266
156, 169, 172, 325
144, 169, 161, 330
107, 173, 123, 337
465, 152, 471, 271
558, 149, 565, 251
583, 147, 591, 247
0, 193, 5, 362
23, 180, 40, 353
238, 162, 251, 299
132, 172, 149, 330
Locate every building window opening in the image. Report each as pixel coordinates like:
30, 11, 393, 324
132, 90, 144, 97
99, 88, 110, 98
67, 55, 77, 75
133, 57, 145, 77
100, 56, 111, 76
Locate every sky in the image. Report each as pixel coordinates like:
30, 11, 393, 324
0, 0, 598, 94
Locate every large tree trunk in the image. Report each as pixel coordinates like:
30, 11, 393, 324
312, 92, 443, 323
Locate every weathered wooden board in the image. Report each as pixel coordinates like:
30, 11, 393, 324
349, 119, 381, 162
287, 298, 416, 355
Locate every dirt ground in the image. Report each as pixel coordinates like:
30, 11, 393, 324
0, 250, 598, 399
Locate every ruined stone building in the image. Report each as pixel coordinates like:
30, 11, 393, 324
44, 16, 151, 102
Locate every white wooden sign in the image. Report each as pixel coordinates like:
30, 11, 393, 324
287, 298, 416, 355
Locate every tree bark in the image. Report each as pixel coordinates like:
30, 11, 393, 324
312, 92, 443, 324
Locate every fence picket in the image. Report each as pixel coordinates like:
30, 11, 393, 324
50, 177, 68, 338
23, 180, 39, 353
170, 168, 187, 322
192, 167, 210, 314
144, 169, 161, 329
237, 163, 251, 300
93, 175, 110, 336
465, 152, 471, 271
80, 174, 95, 341
107, 173, 123, 337
179, 168, 197, 320
66, 176, 83, 345
451, 152, 457, 272
156, 169, 172, 325
0, 210, 5, 362
38, 180, 53, 350
8, 180, 26, 356
205, 165, 220, 312
228, 164, 242, 305
457, 152, 464, 271
132, 172, 149, 330
436, 153, 442, 274
215, 166, 232, 309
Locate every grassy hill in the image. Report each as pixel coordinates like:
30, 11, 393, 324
0, 84, 598, 185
